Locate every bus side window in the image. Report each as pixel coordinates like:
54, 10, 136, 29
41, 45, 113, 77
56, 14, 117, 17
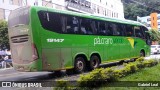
66, 16, 72, 33
142, 26, 148, 39
121, 24, 127, 36
142, 26, 151, 45
80, 18, 93, 34
38, 11, 61, 33
98, 21, 106, 35
80, 19, 87, 34
126, 25, 134, 37
146, 32, 151, 45
87, 19, 94, 34
112, 23, 120, 36
134, 26, 144, 38
90, 21, 98, 34
66, 15, 79, 34
106, 23, 113, 35
118, 24, 125, 36
72, 17, 79, 33
47, 12, 61, 33
61, 16, 67, 33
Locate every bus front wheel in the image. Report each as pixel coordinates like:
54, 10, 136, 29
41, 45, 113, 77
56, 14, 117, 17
74, 57, 86, 73
90, 55, 100, 70
140, 50, 145, 57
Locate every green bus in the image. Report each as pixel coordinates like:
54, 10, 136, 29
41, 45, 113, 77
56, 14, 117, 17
8, 6, 151, 73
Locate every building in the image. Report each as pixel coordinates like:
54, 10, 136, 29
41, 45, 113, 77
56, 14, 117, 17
30, 0, 125, 19
137, 12, 160, 30
0, 0, 26, 20
91, 0, 124, 19
44, 0, 124, 19
0, 0, 124, 21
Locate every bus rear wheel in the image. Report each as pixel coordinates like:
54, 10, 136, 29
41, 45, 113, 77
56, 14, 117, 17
74, 57, 86, 73
90, 55, 100, 70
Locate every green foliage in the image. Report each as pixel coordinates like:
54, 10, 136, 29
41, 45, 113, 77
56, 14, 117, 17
102, 68, 118, 82
78, 68, 107, 87
134, 61, 145, 69
122, 0, 160, 20
125, 63, 138, 73
136, 57, 144, 62
123, 3, 149, 20
143, 59, 158, 67
101, 64, 160, 90
134, 57, 145, 69
78, 67, 119, 87
113, 69, 126, 78
147, 29, 160, 42
54, 80, 70, 90
0, 20, 9, 49
77, 58, 158, 88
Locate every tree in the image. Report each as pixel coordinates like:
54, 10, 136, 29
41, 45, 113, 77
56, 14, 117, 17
147, 29, 160, 44
124, 3, 149, 20
0, 20, 9, 50
122, 0, 160, 20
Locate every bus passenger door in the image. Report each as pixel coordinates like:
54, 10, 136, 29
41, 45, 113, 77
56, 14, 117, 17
104, 23, 122, 61
120, 25, 134, 59
109, 37, 121, 60
134, 26, 146, 57
119, 37, 132, 59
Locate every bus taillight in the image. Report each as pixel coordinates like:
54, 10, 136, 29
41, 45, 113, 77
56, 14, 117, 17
32, 43, 38, 60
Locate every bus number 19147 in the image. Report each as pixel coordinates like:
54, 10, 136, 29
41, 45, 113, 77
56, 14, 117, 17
47, 39, 64, 43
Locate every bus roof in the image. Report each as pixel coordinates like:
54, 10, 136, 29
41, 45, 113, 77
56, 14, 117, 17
30, 6, 145, 26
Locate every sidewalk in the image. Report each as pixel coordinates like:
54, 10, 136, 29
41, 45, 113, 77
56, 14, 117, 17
0, 67, 13, 70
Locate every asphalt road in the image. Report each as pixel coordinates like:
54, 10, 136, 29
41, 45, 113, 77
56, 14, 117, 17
0, 68, 53, 81
0, 54, 160, 81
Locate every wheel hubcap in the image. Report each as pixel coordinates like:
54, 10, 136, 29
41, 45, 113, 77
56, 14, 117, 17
77, 61, 83, 71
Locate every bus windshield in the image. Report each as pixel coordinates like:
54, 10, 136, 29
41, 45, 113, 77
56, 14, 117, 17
8, 6, 30, 28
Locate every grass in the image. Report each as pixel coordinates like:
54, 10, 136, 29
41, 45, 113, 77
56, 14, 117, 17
120, 63, 160, 81
99, 63, 160, 90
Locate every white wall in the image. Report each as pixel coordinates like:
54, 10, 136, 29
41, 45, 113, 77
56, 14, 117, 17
0, 0, 125, 20
91, 0, 124, 19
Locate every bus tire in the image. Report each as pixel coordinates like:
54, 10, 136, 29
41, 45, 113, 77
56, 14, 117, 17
89, 55, 100, 70
74, 57, 86, 73
140, 50, 145, 57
